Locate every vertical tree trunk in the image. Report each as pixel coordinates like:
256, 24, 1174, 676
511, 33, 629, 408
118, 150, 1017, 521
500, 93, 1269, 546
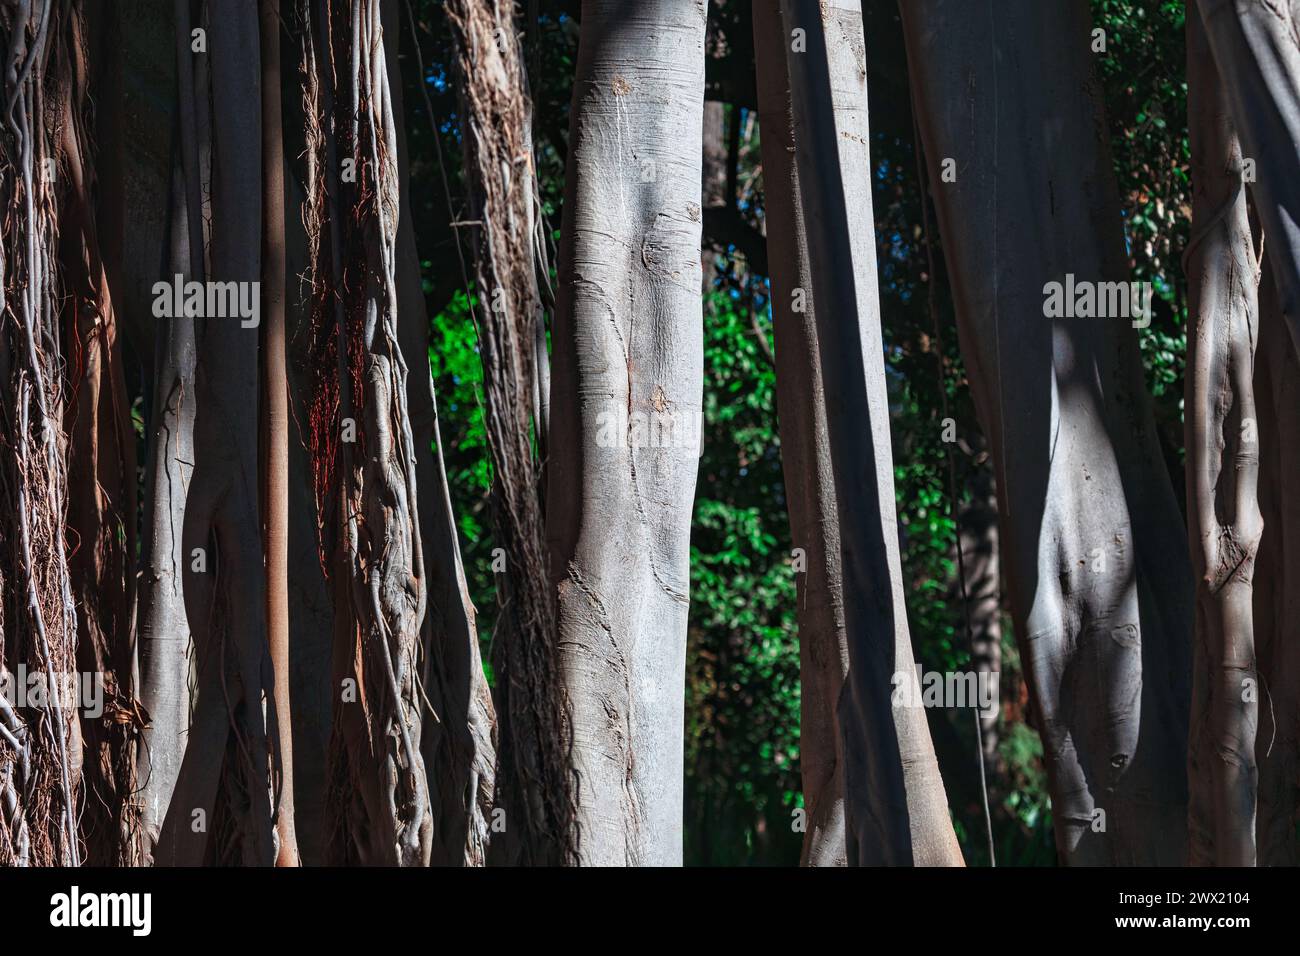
901, 0, 1192, 864
1195, 0, 1300, 356
155, 0, 277, 867
752, 0, 847, 867
957, 462, 1002, 767
548, 0, 707, 866
777, 0, 962, 866
1185, 9, 1262, 866
444, 0, 571, 866
260, 0, 299, 867
701, 98, 727, 289
1252, 255, 1300, 864
0, 0, 83, 868
382, 0, 497, 869
55, 0, 144, 867
302, 0, 433, 866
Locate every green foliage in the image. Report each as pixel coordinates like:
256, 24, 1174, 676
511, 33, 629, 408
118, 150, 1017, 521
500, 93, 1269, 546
684, 284, 802, 865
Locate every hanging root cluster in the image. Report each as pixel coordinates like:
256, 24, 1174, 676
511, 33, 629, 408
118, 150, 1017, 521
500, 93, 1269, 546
52, 0, 143, 867
0, 0, 82, 868
300, 0, 432, 866
445, 0, 575, 866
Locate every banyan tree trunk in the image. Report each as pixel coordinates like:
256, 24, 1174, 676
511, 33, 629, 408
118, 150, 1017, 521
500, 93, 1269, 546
445, 0, 571, 866
776, 0, 963, 866
301, 0, 433, 866
1184, 9, 1262, 866
901, 0, 1193, 864
752, 0, 848, 867
0, 0, 83, 868
547, 0, 707, 866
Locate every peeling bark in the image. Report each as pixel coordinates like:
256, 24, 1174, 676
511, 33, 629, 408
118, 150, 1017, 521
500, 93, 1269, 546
384, 0, 497, 868
302, 0, 433, 866
778, 0, 962, 866
0, 0, 83, 868
54, 0, 144, 867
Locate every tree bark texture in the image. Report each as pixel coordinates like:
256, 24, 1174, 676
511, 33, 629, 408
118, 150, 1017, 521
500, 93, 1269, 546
752, 0, 848, 868
445, 0, 572, 866
302, 0, 433, 866
548, 0, 708, 866
900, 0, 1193, 864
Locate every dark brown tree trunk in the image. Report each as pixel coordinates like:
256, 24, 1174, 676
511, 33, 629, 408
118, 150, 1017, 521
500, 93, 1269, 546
55, 0, 144, 867
1252, 255, 1300, 865
0, 0, 83, 868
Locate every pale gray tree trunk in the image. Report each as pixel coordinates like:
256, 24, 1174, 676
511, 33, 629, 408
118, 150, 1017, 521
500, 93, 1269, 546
155, 1, 277, 867
137, 0, 204, 858
1185, 10, 1262, 866
548, 0, 707, 866
777, 0, 962, 866
752, 0, 847, 868
1195, 0, 1300, 355
901, 0, 1192, 864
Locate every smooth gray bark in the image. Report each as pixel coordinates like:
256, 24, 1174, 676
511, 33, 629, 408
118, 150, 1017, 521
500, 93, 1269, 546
381, 0, 498, 868
1195, 0, 1300, 355
156, 2, 276, 867
901, 0, 1192, 864
780, 0, 962, 866
548, 0, 707, 866
1185, 10, 1261, 866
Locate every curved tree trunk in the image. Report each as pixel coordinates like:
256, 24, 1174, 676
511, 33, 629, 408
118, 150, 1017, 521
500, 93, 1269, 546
901, 0, 1193, 865
1195, 0, 1300, 355
1185, 8, 1262, 866
752, 0, 847, 868
777, 0, 962, 867
548, 0, 707, 866
155, 0, 277, 867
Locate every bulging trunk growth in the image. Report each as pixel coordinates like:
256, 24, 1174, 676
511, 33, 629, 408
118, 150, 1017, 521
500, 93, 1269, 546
901, 0, 1193, 865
